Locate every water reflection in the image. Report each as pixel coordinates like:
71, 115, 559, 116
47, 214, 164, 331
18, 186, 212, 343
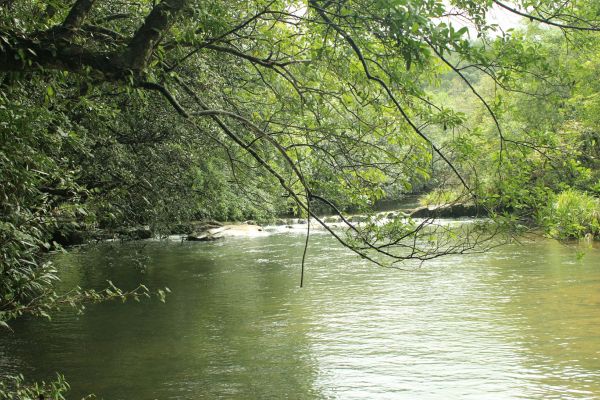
481, 239, 600, 399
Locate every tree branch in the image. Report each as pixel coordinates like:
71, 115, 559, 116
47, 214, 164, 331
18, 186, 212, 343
425, 38, 505, 160
138, 81, 189, 118
0, 31, 117, 75
62, 0, 97, 32
310, 1, 472, 193
493, 0, 600, 31
204, 44, 311, 68
124, 0, 188, 71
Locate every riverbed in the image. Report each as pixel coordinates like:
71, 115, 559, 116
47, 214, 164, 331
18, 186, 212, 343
1, 228, 599, 399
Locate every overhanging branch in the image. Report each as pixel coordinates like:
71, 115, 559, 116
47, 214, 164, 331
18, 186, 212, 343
310, 0, 473, 194
493, 0, 600, 31
139, 81, 189, 118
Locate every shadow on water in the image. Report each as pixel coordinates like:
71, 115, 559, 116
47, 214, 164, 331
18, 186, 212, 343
1, 238, 322, 399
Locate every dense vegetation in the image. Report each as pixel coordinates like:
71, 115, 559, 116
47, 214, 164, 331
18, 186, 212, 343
1, 0, 599, 395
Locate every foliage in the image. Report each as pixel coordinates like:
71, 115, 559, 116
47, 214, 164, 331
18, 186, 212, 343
0, 0, 597, 319
424, 25, 600, 232
0, 280, 159, 325
0, 374, 78, 400
0, 85, 81, 326
540, 190, 600, 239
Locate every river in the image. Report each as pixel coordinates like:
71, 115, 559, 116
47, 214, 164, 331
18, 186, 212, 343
1, 226, 599, 399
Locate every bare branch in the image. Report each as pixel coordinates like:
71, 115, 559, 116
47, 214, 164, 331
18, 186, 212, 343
425, 38, 506, 161
204, 44, 311, 68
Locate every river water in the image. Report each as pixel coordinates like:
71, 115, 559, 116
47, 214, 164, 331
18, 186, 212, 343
1, 227, 599, 399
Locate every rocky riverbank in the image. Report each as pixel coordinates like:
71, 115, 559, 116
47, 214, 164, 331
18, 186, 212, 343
53, 203, 484, 246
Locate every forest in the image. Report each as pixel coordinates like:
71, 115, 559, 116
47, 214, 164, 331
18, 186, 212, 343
1, 0, 600, 398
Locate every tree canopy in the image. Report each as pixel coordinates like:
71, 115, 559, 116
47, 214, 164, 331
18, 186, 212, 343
1, 0, 600, 322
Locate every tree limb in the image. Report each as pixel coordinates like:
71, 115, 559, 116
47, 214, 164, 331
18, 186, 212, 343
62, 0, 97, 32
493, 0, 600, 31
124, 0, 188, 71
310, 0, 472, 193
138, 81, 189, 118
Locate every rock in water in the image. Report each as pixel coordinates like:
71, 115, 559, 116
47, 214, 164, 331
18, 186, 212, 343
187, 224, 267, 241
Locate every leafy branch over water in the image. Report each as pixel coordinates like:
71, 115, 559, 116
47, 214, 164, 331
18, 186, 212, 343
1, 278, 169, 330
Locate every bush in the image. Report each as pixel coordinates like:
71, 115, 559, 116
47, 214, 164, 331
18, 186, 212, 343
541, 190, 600, 239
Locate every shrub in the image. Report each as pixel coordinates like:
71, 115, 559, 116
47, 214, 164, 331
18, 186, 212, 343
541, 190, 600, 239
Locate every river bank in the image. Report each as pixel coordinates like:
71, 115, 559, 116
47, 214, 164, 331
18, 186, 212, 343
54, 201, 487, 246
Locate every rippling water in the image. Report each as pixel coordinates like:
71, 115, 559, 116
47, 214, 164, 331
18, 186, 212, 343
1, 230, 599, 399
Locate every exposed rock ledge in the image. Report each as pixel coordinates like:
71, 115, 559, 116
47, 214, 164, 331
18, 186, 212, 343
187, 224, 266, 241
55, 203, 485, 246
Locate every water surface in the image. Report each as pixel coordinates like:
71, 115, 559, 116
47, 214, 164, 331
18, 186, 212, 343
1, 230, 599, 399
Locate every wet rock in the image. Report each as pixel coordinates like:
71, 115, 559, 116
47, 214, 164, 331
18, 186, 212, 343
191, 220, 223, 230
113, 225, 154, 240
187, 224, 267, 241
187, 232, 223, 241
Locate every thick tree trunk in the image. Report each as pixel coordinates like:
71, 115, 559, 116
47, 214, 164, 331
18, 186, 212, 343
0, 0, 188, 78
62, 0, 97, 32
0, 31, 119, 75
123, 0, 187, 72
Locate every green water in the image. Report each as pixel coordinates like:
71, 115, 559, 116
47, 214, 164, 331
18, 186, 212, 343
1, 230, 600, 399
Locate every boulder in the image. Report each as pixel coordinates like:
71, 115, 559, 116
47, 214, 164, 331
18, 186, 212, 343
187, 226, 229, 241
187, 232, 222, 241
129, 225, 153, 239
190, 220, 223, 231
113, 225, 154, 240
